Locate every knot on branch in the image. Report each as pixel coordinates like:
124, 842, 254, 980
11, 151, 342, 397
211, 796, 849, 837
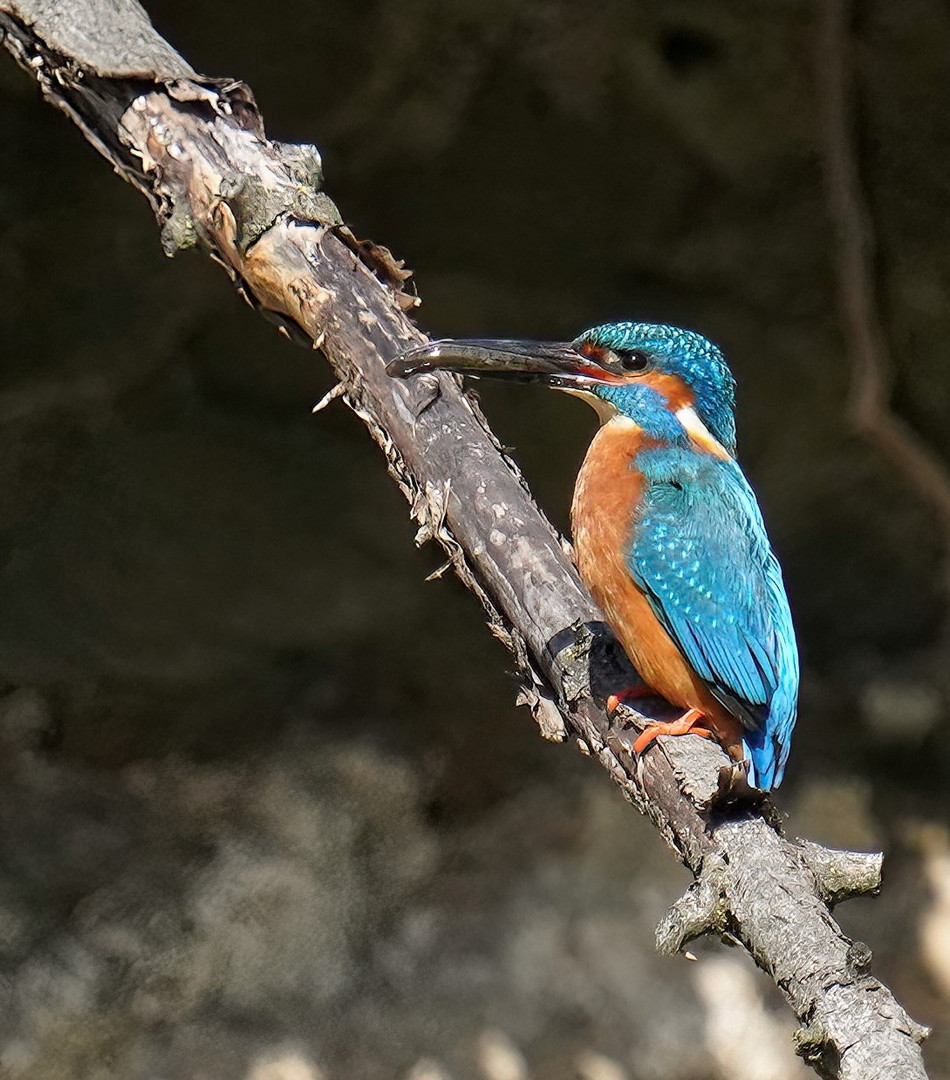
798, 840, 883, 906
845, 939, 874, 973
655, 853, 728, 955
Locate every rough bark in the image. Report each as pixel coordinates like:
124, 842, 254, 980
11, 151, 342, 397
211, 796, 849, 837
0, 3, 930, 1076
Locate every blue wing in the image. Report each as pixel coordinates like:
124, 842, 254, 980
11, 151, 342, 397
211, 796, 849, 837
628, 448, 799, 789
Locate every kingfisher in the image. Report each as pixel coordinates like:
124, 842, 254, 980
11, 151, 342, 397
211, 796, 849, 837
388, 322, 799, 790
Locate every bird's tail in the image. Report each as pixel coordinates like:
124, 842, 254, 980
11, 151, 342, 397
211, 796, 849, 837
742, 682, 797, 790
743, 732, 783, 790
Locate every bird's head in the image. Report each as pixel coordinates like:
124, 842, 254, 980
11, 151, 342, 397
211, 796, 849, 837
388, 321, 737, 456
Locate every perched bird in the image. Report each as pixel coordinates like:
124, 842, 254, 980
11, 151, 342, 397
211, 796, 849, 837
388, 323, 799, 790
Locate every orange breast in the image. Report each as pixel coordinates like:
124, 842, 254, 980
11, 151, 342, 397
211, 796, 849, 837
571, 419, 743, 755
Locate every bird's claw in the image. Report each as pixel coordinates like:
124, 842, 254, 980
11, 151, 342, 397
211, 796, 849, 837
632, 708, 713, 755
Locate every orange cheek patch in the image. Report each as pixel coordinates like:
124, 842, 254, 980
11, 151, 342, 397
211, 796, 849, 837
642, 372, 695, 410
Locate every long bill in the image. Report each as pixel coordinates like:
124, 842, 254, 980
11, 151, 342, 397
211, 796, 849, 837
386, 339, 616, 388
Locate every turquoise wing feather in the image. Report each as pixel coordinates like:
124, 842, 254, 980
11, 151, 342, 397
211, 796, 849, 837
628, 447, 799, 789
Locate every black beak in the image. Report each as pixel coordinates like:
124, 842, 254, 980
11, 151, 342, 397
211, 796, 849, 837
387, 338, 611, 389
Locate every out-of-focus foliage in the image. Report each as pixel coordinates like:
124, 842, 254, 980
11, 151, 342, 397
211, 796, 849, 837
1, 1, 949, 1076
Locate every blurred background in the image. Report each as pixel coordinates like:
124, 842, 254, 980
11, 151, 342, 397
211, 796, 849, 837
1, 1, 949, 1077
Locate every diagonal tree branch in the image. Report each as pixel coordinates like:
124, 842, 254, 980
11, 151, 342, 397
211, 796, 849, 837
0, 2, 930, 1076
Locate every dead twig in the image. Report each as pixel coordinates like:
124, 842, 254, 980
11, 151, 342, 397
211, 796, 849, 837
818, 0, 950, 585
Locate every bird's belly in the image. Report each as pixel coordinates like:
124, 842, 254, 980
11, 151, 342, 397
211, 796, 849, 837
571, 424, 741, 748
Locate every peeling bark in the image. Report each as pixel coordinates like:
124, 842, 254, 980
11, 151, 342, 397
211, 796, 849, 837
0, 3, 930, 1076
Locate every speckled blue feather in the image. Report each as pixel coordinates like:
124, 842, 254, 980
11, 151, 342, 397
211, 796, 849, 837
628, 449, 798, 788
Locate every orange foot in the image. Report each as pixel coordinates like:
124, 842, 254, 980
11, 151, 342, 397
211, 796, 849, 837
633, 708, 714, 755
606, 682, 653, 716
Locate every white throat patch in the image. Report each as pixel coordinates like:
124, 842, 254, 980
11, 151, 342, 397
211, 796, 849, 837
675, 405, 732, 461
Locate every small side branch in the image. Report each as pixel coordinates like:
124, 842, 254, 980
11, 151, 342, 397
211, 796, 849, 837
0, 3, 930, 1076
655, 853, 728, 956
799, 840, 883, 906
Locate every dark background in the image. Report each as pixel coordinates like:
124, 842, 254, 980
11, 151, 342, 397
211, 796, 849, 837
1, 2, 949, 1078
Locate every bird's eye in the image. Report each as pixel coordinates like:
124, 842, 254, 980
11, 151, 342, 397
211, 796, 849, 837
612, 348, 651, 372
